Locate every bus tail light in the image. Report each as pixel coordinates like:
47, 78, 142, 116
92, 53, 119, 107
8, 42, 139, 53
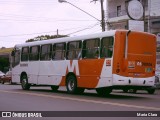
116, 63, 120, 73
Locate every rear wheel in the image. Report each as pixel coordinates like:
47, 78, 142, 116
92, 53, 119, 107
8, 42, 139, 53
21, 75, 30, 90
51, 85, 59, 91
96, 87, 112, 96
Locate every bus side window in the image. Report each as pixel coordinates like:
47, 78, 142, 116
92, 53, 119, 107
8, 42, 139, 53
52, 43, 66, 60
40, 44, 52, 61
29, 46, 40, 61
82, 38, 100, 59
101, 37, 114, 58
21, 47, 29, 61
12, 49, 20, 67
67, 41, 82, 60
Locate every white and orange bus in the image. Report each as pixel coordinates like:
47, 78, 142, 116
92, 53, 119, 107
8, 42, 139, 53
11, 30, 157, 95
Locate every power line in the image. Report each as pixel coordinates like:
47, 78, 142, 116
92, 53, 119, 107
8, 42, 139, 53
66, 22, 100, 35
0, 23, 100, 38
0, 0, 58, 5
0, 13, 97, 23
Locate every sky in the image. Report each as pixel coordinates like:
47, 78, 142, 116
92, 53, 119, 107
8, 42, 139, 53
0, 0, 104, 48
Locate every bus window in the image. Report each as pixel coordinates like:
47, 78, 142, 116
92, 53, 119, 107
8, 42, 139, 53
12, 49, 20, 67
101, 37, 114, 58
21, 47, 29, 61
82, 38, 100, 59
52, 43, 66, 60
40, 44, 52, 61
67, 41, 82, 60
29, 46, 40, 61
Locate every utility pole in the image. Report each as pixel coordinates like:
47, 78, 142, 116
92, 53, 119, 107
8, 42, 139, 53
59, 0, 105, 32
91, 0, 105, 31
100, 0, 105, 31
57, 29, 59, 37
142, 0, 146, 32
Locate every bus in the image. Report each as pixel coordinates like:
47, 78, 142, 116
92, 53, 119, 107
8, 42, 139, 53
155, 34, 160, 89
11, 30, 157, 95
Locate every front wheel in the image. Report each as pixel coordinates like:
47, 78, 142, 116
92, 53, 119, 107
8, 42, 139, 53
21, 75, 30, 90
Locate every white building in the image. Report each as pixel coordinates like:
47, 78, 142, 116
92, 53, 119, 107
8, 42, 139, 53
106, 0, 160, 34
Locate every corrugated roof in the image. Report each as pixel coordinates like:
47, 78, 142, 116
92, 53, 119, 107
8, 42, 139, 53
0, 48, 13, 55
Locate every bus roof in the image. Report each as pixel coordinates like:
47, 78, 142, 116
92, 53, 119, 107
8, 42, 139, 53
15, 30, 118, 49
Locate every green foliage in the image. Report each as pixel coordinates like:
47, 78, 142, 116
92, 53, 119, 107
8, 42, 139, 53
26, 34, 68, 42
0, 57, 9, 72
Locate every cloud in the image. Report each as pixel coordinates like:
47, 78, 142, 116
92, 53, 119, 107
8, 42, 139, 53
0, 0, 102, 48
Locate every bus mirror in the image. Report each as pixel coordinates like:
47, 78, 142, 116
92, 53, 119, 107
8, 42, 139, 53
11, 51, 15, 56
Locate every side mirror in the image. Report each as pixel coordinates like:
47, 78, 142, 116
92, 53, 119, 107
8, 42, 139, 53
11, 51, 15, 56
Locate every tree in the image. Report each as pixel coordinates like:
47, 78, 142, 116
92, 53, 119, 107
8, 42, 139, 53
0, 57, 9, 72
26, 34, 68, 42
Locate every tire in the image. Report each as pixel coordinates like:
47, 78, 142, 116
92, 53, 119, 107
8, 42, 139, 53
51, 85, 59, 91
21, 75, 30, 90
96, 87, 112, 96
66, 75, 79, 94
147, 89, 155, 94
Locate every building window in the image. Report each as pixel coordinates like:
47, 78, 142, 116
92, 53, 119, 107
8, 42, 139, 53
125, 1, 128, 10
117, 5, 122, 17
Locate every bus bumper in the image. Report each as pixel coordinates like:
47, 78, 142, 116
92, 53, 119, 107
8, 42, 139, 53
112, 74, 155, 87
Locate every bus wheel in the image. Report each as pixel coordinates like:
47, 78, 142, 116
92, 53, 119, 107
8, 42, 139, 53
147, 89, 155, 94
51, 85, 59, 91
21, 75, 30, 90
96, 87, 112, 96
66, 75, 78, 94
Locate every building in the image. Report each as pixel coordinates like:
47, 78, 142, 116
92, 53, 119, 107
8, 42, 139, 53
106, 0, 160, 34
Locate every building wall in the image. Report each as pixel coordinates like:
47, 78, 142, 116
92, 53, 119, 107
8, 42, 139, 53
106, 0, 160, 34
150, 0, 160, 16
108, 0, 127, 18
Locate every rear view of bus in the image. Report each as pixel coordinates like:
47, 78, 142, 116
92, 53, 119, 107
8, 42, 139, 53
112, 30, 156, 94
